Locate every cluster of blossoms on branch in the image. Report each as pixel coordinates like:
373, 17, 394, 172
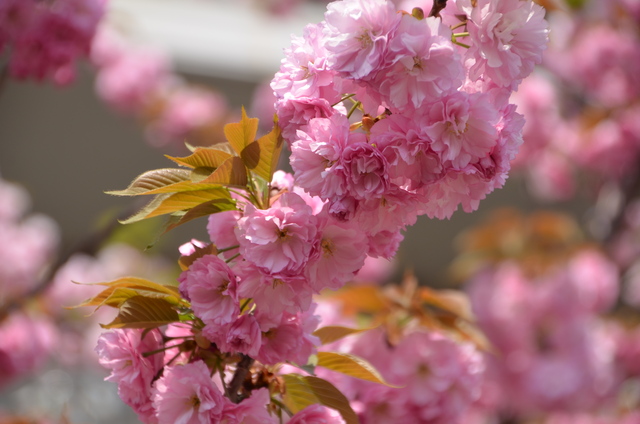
90, 28, 232, 149
272, 0, 548, 247
86, 0, 549, 423
510, 0, 640, 201
445, 209, 640, 423
0, 0, 104, 85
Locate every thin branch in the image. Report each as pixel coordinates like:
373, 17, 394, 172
227, 354, 255, 403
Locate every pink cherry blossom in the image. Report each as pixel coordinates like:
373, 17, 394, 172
256, 307, 320, 366
221, 388, 277, 424
376, 14, 463, 110
215, 314, 262, 358
304, 213, 368, 291
290, 115, 355, 200
424, 91, 500, 170
152, 360, 231, 424
271, 23, 337, 100
95, 328, 164, 421
276, 96, 338, 145
459, 0, 549, 89
235, 262, 314, 319
146, 87, 228, 148
322, 0, 401, 79
0, 312, 56, 389
178, 255, 240, 329
94, 48, 170, 112
288, 404, 346, 424
236, 192, 319, 278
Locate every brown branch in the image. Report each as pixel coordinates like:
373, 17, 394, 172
227, 354, 255, 403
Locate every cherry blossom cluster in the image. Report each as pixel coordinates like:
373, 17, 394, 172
91, 28, 231, 149
0, 175, 58, 388
0, 0, 105, 85
271, 0, 549, 257
322, 325, 485, 424
510, 1, 640, 201
93, 168, 376, 422
450, 209, 640, 423
91, 0, 550, 422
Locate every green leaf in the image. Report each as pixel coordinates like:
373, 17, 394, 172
313, 326, 374, 346
191, 167, 216, 183
72, 277, 185, 311
282, 374, 359, 424
164, 197, 237, 233
316, 352, 397, 387
106, 169, 191, 196
240, 122, 283, 182
199, 157, 248, 187
101, 295, 181, 329
224, 107, 258, 155
119, 188, 232, 224
140, 180, 228, 195
165, 148, 232, 169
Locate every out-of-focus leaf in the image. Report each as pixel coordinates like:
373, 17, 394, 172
330, 285, 388, 316
419, 287, 473, 321
101, 296, 180, 329
313, 326, 374, 346
106, 169, 191, 196
282, 374, 358, 424
165, 148, 232, 169
316, 352, 397, 387
198, 157, 248, 188
241, 122, 283, 182
224, 107, 258, 155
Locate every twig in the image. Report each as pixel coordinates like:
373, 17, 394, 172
227, 354, 254, 403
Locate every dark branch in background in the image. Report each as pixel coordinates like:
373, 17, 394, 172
227, 354, 255, 403
0, 65, 8, 96
429, 0, 448, 17
605, 170, 640, 244
0, 205, 136, 321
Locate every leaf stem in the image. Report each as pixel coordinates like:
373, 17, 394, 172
347, 101, 362, 119
218, 244, 240, 253
332, 93, 356, 107
143, 343, 184, 357
226, 253, 241, 263
240, 298, 253, 312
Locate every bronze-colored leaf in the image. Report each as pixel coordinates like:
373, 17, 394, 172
316, 352, 397, 387
199, 157, 248, 187
282, 374, 359, 424
178, 242, 219, 271
165, 148, 232, 169
119, 188, 232, 224
223, 107, 258, 155
164, 197, 237, 233
101, 296, 180, 329
240, 121, 283, 182
313, 325, 374, 346
106, 169, 191, 196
